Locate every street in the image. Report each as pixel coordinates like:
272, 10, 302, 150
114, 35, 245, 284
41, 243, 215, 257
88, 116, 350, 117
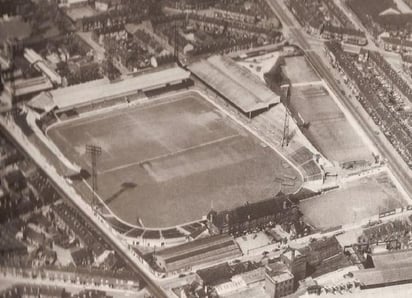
0, 121, 170, 298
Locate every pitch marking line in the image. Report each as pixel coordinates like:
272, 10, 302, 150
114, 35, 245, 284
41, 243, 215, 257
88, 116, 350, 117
192, 89, 305, 186
281, 80, 323, 88
99, 133, 240, 175
49, 95, 188, 131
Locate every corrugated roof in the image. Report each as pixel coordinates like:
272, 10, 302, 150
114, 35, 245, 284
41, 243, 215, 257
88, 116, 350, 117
27, 67, 190, 111
52, 67, 190, 109
13, 76, 53, 96
354, 266, 412, 287
189, 55, 279, 114
372, 249, 412, 269
27, 92, 55, 112
156, 234, 234, 259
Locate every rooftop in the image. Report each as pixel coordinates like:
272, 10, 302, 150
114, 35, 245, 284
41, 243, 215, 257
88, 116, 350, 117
0, 226, 26, 254
64, 6, 99, 21
353, 266, 412, 287
197, 262, 233, 286
211, 195, 290, 229
303, 236, 341, 256
323, 24, 366, 37
189, 55, 279, 114
381, 37, 412, 47
24, 49, 62, 85
156, 234, 239, 264
372, 249, 412, 269
197, 261, 261, 286
265, 262, 293, 282
28, 67, 190, 111
0, 16, 32, 42
12, 76, 53, 97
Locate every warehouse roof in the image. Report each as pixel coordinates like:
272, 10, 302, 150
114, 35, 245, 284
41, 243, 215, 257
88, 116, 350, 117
24, 49, 62, 85
155, 234, 241, 272
353, 266, 412, 288
156, 234, 236, 261
189, 55, 279, 114
13, 76, 53, 97
372, 249, 412, 269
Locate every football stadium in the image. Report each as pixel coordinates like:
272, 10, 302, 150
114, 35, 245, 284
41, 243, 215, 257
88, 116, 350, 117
28, 66, 303, 231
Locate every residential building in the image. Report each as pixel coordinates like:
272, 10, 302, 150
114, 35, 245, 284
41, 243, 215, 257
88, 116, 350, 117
281, 249, 307, 283
265, 262, 294, 298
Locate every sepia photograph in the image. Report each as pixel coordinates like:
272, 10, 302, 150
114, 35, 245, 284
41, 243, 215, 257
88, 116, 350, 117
0, 0, 412, 297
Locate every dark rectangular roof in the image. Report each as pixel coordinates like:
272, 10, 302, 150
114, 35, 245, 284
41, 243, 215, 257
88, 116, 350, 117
166, 240, 235, 264
0, 226, 26, 253
308, 236, 341, 253
156, 234, 235, 261
381, 37, 412, 47
212, 195, 289, 228
197, 263, 233, 286
24, 226, 45, 245
323, 24, 365, 37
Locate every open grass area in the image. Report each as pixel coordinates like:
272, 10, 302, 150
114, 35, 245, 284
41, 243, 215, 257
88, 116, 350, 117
48, 91, 302, 227
289, 85, 371, 163
282, 56, 321, 84
300, 172, 406, 229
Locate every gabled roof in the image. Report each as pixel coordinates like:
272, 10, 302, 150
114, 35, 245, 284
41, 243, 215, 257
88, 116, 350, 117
189, 55, 280, 114
372, 249, 412, 269
27, 67, 190, 112
379, 7, 401, 16
353, 266, 412, 287
381, 36, 412, 47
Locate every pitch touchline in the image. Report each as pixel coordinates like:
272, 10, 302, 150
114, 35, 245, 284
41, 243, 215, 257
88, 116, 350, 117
280, 80, 323, 88
99, 134, 240, 175
55, 95, 188, 130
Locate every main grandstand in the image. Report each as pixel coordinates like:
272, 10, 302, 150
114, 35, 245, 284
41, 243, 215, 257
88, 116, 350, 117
28, 67, 192, 113
189, 55, 280, 118
189, 54, 324, 183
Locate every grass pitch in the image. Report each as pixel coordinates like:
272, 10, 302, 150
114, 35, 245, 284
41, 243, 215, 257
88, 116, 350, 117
289, 85, 371, 163
282, 56, 321, 84
48, 92, 302, 227
300, 172, 406, 229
